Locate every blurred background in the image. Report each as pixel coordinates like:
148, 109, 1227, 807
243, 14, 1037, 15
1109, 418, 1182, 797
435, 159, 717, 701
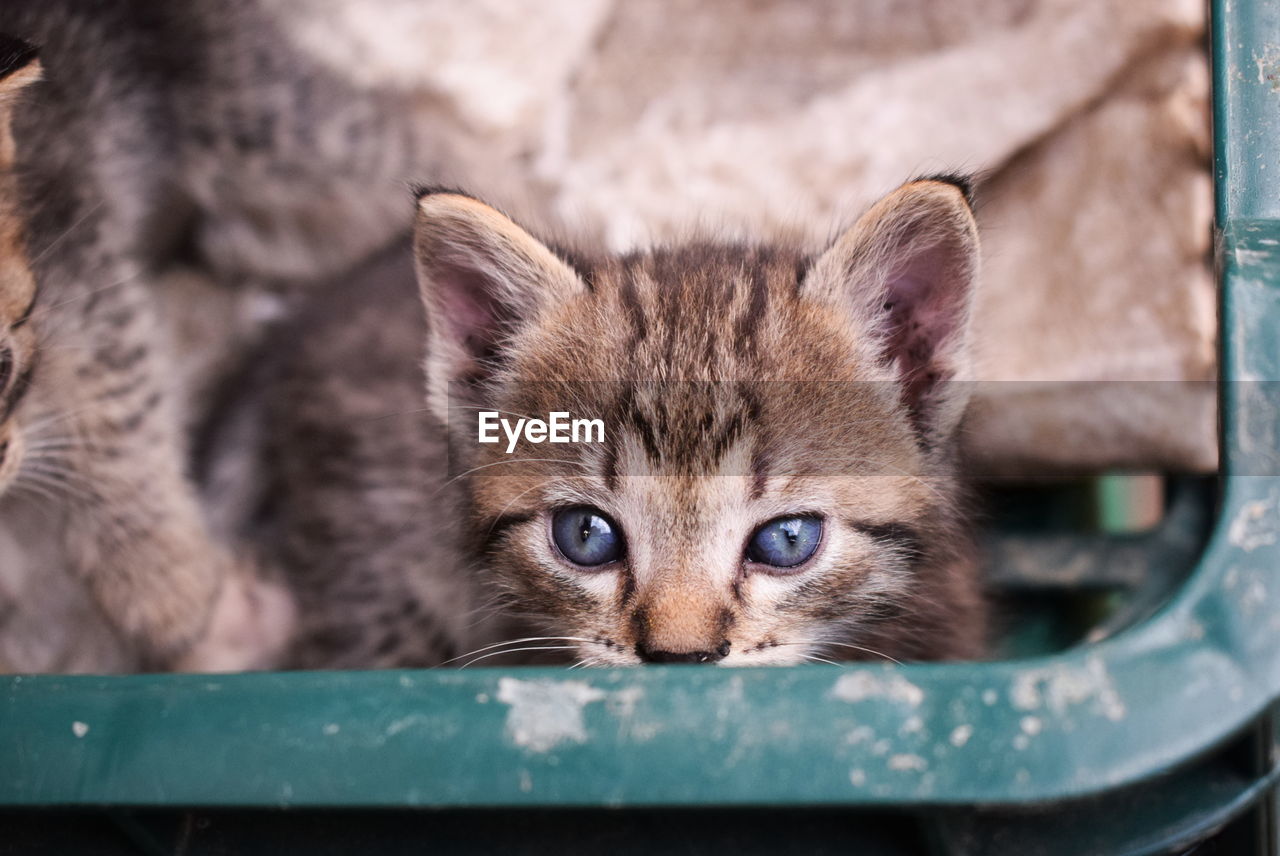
226, 0, 1214, 476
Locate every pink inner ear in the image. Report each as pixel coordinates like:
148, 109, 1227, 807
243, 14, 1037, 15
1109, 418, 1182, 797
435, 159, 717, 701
883, 272, 957, 354
875, 240, 970, 433
431, 264, 509, 370
881, 254, 962, 363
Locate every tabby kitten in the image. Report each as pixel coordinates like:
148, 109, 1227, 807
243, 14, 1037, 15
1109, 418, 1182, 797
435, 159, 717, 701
2, 0, 542, 670
0, 37, 279, 672
0, 0, 440, 669
211, 176, 986, 668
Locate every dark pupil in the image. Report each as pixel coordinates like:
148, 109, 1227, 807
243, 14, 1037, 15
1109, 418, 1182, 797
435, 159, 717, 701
0, 347, 12, 393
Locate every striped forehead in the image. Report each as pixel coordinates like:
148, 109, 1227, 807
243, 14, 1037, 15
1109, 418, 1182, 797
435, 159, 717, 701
597, 243, 809, 374
598, 381, 766, 480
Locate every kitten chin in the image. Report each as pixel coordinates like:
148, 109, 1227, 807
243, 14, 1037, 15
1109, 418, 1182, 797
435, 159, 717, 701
206, 177, 988, 669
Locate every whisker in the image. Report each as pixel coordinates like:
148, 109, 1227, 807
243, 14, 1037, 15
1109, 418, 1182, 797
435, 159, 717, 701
18, 464, 105, 503
446, 404, 549, 422
20, 437, 81, 452
362, 398, 552, 425
438, 635, 596, 667
438, 457, 588, 490
769, 639, 903, 666
7, 479, 61, 510
21, 459, 100, 486
26, 268, 147, 335
28, 199, 105, 265
19, 406, 96, 438
14, 470, 98, 505
480, 477, 578, 544
816, 640, 903, 665
457, 591, 512, 623
19, 452, 78, 467
457, 645, 580, 669
17, 469, 98, 500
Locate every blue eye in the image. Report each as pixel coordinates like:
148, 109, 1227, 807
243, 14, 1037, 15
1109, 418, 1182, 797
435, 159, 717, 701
552, 507, 623, 567
746, 516, 823, 569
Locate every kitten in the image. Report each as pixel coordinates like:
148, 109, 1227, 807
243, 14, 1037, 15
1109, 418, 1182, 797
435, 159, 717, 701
208, 177, 987, 668
0, 0, 450, 669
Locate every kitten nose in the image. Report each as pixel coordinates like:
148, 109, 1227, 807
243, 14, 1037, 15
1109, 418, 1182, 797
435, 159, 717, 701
636, 640, 730, 664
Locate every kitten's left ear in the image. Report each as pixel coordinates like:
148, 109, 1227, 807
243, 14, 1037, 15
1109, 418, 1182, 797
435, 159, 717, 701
413, 190, 588, 424
803, 177, 980, 445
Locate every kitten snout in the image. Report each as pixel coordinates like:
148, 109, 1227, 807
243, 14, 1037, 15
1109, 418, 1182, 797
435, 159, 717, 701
629, 598, 734, 665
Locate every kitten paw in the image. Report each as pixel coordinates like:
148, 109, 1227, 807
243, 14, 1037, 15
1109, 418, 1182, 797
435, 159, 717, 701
175, 567, 296, 673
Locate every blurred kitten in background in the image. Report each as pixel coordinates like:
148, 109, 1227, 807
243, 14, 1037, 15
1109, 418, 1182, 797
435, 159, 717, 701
0, 0, 459, 670
0, 0, 532, 672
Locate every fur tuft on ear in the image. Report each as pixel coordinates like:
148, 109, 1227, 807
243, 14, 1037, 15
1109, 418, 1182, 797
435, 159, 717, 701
913, 172, 976, 207
410, 183, 475, 202
804, 178, 981, 445
0, 35, 38, 84
413, 192, 587, 424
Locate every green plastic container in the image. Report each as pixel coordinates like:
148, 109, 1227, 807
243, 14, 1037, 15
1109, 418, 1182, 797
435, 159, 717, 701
4, 1, 1278, 852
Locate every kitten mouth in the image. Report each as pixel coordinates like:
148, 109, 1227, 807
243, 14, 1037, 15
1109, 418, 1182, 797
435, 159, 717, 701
577, 636, 644, 666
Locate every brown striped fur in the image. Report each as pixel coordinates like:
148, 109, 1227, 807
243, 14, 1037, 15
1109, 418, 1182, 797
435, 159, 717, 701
215, 178, 987, 667
418, 181, 986, 665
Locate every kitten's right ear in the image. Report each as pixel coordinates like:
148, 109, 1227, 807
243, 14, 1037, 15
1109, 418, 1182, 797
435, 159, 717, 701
413, 190, 587, 418
0, 35, 40, 168
802, 177, 980, 447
